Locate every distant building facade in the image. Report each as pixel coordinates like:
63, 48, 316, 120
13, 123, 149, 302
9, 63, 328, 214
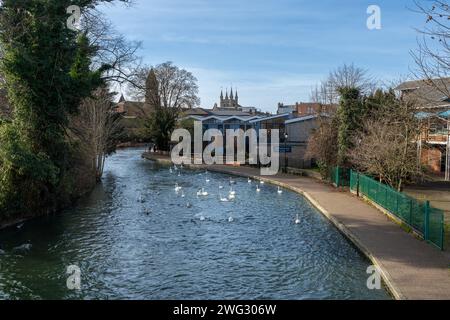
277, 102, 337, 116
396, 78, 450, 178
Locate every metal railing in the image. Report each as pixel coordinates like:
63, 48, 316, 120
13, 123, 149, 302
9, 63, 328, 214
349, 170, 445, 250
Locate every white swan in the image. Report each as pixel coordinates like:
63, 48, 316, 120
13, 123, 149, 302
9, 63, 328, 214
220, 193, 230, 202
175, 183, 182, 192
206, 178, 210, 183
229, 187, 236, 196
229, 178, 236, 185
277, 187, 283, 194
228, 193, 236, 200
181, 191, 186, 198
169, 168, 173, 174
197, 188, 208, 196
256, 185, 261, 192
228, 216, 234, 223
295, 214, 301, 224
260, 181, 265, 185
247, 178, 252, 184
219, 185, 224, 189
199, 215, 206, 221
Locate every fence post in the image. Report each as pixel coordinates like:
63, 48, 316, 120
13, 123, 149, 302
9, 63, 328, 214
441, 214, 445, 251
424, 201, 430, 241
356, 172, 360, 197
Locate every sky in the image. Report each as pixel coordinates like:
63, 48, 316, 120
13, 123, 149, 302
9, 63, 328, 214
98, 0, 429, 113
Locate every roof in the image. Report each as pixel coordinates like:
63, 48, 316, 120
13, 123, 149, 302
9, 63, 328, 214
185, 115, 261, 123
285, 114, 319, 124
249, 113, 291, 124
415, 110, 450, 120
115, 101, 151, 118
182, 108, 210, 116
208, 110, 252, 117
396, 78, 450, 109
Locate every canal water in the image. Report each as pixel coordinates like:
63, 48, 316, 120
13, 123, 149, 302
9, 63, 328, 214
0, 148, 390, 300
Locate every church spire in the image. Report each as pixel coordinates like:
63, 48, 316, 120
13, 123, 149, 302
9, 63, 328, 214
230, 87, 234, 101
225, 89, 228, 100
235, 89, 238, 103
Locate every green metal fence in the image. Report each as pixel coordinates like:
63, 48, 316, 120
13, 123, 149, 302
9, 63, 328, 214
349, 170, 445, 250
330, 167, 351, 187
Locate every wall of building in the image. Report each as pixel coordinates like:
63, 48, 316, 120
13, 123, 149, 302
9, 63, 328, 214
286, 118, 318, 143
422, 147, 443, 174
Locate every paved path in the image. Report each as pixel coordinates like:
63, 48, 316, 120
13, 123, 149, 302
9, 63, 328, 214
143, 153, 450, 300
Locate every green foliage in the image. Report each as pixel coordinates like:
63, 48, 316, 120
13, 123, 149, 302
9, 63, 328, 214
0, 0, 123, 218
144, 107, 178, 151
177, 118, 195, 136
337, 87, 364, 166
0, 123, 59, 218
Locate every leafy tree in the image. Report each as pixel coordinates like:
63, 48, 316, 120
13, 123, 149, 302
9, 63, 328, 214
145, 106, 178, 151
336, 87, 365, 166
0, 0, 129, 218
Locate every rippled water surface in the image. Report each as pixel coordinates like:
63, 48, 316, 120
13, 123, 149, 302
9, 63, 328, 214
0, 148, 390, 300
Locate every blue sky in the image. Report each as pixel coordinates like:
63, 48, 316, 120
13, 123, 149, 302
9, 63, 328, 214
99, 0, 428, 113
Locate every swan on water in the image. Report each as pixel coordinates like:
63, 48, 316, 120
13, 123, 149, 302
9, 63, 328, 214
228, 216, 234, 223
247, 178, 252, 184
228, 193, 235, 200
229, 178, 236, 185
220, 193, 230, 202
295, 214, 301, 224
175, 183, 182, 192
260, 181, 265, 185
197, 188, 208, 196
277, 187, 283, 194
206, 178, 210, 183
256, 184, 261, 192
229, 187, 236, 196
219, 185, 224, 189
199, 215, 206, 221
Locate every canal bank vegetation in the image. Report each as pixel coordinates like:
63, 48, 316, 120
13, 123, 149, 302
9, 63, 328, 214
307, 65, 422, 192
0, 0, 140, 223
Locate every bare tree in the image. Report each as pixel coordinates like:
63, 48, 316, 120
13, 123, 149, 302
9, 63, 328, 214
349, 101, 422, 191
306, 115, 339, 177
128, 62, 200, 109
80, 8, 143, 88
70, 88, 123, 181
412, 0, 450, 97
310, 79, 339, 105
311, 63, 376, 104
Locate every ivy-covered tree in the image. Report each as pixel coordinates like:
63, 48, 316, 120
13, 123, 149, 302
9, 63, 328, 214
336, 87, 365, 166
0, 0, 130, 218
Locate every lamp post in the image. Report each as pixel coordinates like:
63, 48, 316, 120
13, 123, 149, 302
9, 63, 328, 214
284, 132, 288, 173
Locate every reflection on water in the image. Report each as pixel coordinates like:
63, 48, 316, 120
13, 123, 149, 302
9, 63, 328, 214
0, 148, 390, 300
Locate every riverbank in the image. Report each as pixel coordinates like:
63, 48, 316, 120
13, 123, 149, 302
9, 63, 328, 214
142, 152, 450, 300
